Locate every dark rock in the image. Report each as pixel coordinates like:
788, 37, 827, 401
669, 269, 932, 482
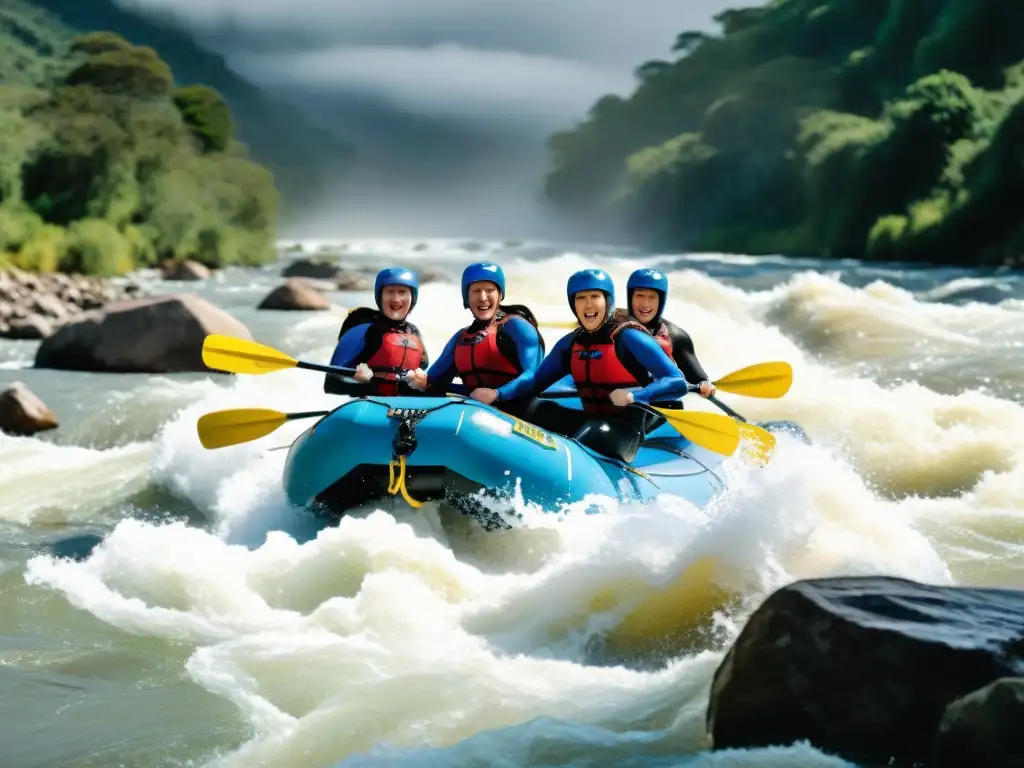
706, 576, 1024, 767
0, 382, 58, 435
34, 294, 251, 373
932, 677, 1024, 767
281, 258, 340, 279
418, 267, 450, 284
3, 315, 52, 339
256, 278, 330, 311
160, 259, 211, 281
335, 270, 373, 291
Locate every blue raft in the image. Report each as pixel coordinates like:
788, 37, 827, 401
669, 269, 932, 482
281, 392, 781, 530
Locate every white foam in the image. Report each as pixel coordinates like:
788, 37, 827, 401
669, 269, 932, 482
11, 239, 1024, 765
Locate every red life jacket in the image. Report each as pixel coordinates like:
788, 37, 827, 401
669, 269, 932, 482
652, 321, 672, 358
569, 319, 653, 414
357, 322, 425, 395
453, 312, 522, 389
617, 308, 672, 358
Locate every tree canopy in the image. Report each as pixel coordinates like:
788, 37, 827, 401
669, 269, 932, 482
543, 0, 1024, 266
0, 15, 278, 276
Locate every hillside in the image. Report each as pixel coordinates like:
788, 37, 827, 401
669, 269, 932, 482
542, 0, 1024, 267
31, 0, 353, 218
0, 4, 277, 275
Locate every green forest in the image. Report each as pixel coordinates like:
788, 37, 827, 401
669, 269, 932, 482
0, 2, 282, 275
543, 0, 1024, 267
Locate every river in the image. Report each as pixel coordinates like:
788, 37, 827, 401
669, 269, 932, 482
2, 239, 1022, 767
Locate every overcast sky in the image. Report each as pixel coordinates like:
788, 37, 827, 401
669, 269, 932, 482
112, 0, 746, 236
116, 0, 739, 125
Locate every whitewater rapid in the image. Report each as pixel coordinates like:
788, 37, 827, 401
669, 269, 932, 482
2, 239, 1022, 767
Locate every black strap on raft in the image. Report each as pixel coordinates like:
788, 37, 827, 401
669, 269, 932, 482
388, 407, 429, 458
384, 406, 431, 508
374, 399, 477, 509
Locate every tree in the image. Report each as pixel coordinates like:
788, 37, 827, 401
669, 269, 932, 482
672, 31, 711, 56
68, 31, 131, 56
64, 46, 173, 99
172, 85, 233, 153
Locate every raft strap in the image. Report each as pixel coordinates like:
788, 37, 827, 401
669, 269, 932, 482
385, 407, 431, 508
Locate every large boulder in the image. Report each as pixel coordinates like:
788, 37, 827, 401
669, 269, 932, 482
257, 278, 330, 311
33, 294, 251, 373
706, 576, 1024, 767
932, 677, 1024, 767
0, 382, 59, 435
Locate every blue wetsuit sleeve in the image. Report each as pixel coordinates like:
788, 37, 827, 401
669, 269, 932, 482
496, 332, 574, 401
424, 331, 460, 389
329, 324, 370, 368
619, 329, 691, 403
504, 316, 543, 372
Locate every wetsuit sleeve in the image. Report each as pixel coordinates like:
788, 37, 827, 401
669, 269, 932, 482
619, 329, 691, 403
495, 332, 574, 402
324, 324, 373, 394
504, 316, 544, 371
424, 331, 461, 390
666, 320, 709, 383
329, 324, 369, 368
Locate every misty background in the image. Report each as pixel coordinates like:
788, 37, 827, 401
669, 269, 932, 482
112, 0, 737, 239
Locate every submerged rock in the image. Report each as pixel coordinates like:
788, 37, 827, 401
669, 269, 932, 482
932, 677, 1024, 768
34, 294, 251, 373
281, 258, 340, 279
334, 270, 373, 291
706, 576, 1024, 767
0, 382, 58, 435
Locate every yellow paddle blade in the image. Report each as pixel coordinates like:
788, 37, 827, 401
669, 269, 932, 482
649, 407, 741, 457
713, 361, 793, 398
738, 422, 777, 466
600, 556, 733, 657
196, 408, 289, 449
202, 334, 299, 375
539, 319, 579, 329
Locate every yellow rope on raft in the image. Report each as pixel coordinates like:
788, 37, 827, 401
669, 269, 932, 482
387, 455, 424, 508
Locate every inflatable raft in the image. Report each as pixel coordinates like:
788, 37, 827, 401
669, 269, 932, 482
281, 393, 789, 530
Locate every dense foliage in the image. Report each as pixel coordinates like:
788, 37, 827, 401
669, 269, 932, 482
0, 4, 277, 275
543, 0, 1024, 266
35, 0, 353, 219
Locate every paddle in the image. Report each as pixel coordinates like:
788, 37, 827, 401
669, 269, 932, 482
195, 401, 742, 458
637, 406, 740, 457
538, 361, 792, 402
196, 408, 329, 449
202, 334, 357, 378
539, 361, 788, 463
197, 335, 771, 459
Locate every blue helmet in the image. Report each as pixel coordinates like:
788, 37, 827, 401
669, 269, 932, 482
627, 268, 669, 323
461, 262, 505, 309
374, 267, 419, 312
566, 268, 615, 316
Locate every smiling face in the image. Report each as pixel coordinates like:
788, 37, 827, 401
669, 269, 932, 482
573, 290, 608, 332
467, 280, 500, 322
380, 285, 412, 320
630, 288, 661, 325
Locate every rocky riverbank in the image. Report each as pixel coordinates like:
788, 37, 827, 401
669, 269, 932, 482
706, 575, 1024, 767
0, 267, 148, 340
